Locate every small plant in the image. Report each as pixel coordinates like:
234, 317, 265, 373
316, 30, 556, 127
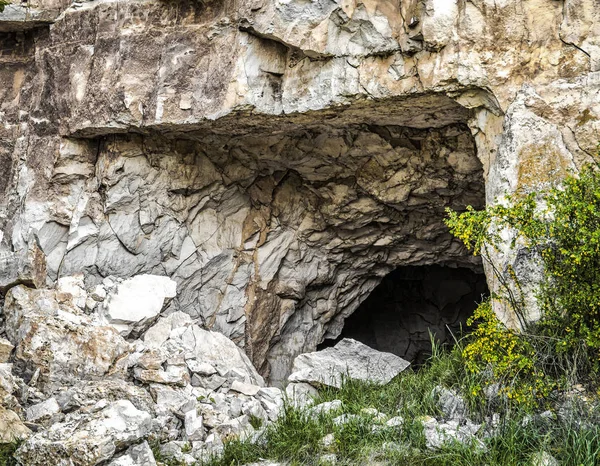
181, 442, 192, 454
248, 414, 263, 430
0, 441, 20, 466
0, 1, 9, 14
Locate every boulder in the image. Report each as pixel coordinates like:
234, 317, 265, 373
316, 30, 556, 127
101, 275, 177, 337
15, 400, 153, 466
107, 441, 157, 466
0, 406, 31, 443
288, 339, 410, 388
25, 397, 61, 424
3, 286, 130, 390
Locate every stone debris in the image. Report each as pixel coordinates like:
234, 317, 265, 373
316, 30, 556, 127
15, 400, 154, 466
4, 285, 131, 390
101, 275, 177, 337
107, 441, 157, 466
288, 339, 410, 388
433, 386, 468, 421
420, 416, 484, 450
0, 406, 32, 443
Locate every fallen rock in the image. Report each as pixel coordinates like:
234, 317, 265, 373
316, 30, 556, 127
25, 397, 61, 425
285, 382, 319, 408
530, 451, 559, 466
107, 441, 157, 466
15, 400, 153, 466
230, 380, 261, 396
0, 337, 14, 363
433, 386, 468, 421
184, 409, 205, 442
148, 324, 264, 387
4, 286, 130, 390
101, 275, 177, 337
308, 400, 343, 418
421, 416, 483, 450
0, 406, 31, 443
53, 379, 156, 415
288, 339, 410, 388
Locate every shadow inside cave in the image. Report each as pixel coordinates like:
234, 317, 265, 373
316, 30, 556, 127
318, 265, 489, 366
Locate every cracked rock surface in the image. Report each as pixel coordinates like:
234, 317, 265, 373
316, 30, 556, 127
0, 0, 599, 463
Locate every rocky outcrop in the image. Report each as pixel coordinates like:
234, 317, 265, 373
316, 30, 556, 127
1, 0, 598, 384
0, 0, 599, 441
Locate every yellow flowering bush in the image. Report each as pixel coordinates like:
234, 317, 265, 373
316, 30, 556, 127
463, 300, 553, 407
447, 161, 600, 404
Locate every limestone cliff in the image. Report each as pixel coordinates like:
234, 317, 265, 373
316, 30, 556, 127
1, 0, 599, 384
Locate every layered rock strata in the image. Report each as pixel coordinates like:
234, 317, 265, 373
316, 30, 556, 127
1, 0, 599, 381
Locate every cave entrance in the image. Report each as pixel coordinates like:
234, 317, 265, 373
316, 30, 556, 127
318, 265, 489, 365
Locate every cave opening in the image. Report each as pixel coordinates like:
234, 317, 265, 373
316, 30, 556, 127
318, 265, 489, 365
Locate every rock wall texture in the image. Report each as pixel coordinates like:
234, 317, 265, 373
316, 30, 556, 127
1, 0, 599, 385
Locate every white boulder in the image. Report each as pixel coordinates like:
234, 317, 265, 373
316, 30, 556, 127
288, 339, 410, 388
102, 275, 177, 337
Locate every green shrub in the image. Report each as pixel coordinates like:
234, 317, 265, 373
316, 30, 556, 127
446, 160, 600, 400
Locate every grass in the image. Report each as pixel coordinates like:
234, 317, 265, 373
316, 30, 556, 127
198, 341, 600, 466
0, 442, 19, 466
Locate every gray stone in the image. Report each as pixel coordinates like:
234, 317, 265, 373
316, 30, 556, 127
308, 400, 343, 418
230, 380, 261, 396
4, 286, 130, 391
530, 451, 559, 466
0, 240, 46, 293
434, 386, 468, 421
107, 441, 157, 466
15, 400, 153, 466
0, 406, 31, 443
25, 397, 61, 424
184, 409, 205, 442
288, 339, 410, 388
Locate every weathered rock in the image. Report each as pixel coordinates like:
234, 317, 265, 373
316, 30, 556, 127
0, 240, 46, 293
433, 386, 468, 421
288, 339, 410, 388
421, 416, 483, 450
1, 0, 599, 389
309, 400, 343, 418
107, 441, 157, 466
101, 275, 177, 337
3, 286, 130, 390
0, 406, 31, 443
230, 380, 261, 397
53, 379, 156, 415
141, 324, 264, 387
15, 400, 153, 466
25, 397, 61, 424
285, 382, 319, 408
0, 337, 14, 363
184, 409, 205, 442
530, 451, 559, 466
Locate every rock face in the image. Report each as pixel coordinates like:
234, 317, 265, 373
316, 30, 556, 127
0, 0, 599, 388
